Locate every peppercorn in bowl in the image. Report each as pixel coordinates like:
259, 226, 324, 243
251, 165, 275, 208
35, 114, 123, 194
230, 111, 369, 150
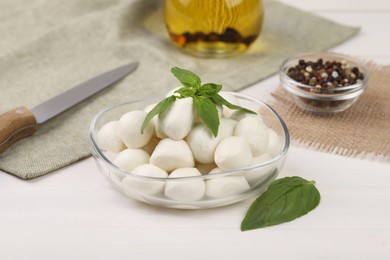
89, 92, 290, 209
279, 52, 369, 113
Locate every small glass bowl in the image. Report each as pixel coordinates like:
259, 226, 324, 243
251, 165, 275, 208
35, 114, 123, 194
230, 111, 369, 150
279, 52, 369, 113
89, 93, 290, 209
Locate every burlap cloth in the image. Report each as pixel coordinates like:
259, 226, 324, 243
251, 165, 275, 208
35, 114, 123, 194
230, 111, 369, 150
270, 63, 390, 161
0, 0, 359, 179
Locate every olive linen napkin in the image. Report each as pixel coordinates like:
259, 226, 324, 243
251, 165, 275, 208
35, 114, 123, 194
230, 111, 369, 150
0, 0, 359, 179
270, 63, 390, 161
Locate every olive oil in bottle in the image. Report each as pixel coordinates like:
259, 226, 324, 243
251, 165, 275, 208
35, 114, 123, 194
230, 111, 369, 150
164, 0, 263, 58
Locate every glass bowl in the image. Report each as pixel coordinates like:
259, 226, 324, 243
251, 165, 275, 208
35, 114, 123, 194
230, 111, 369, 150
279, 52, 369, 113
89, 93, 290, 209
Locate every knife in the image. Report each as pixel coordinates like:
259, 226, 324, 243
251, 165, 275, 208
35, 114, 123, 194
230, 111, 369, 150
0, 61, 139, 153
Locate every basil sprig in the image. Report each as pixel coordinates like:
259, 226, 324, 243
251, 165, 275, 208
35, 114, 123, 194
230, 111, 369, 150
241, 176, 321, 231
141, 67, 255, 136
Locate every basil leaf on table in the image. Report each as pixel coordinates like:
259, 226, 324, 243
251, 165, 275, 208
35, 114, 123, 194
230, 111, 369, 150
241, 176, 321, 231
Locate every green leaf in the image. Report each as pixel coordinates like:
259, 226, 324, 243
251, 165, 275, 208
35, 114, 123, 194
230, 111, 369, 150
140, 95, 176, 134
171, 67, 201, 89
147, 67, 255, 137
193, 97, 220, 137
174, 86, 194, 98
198, 83, 222, 97
241, 176, 321, 231
211, 94, 256, 114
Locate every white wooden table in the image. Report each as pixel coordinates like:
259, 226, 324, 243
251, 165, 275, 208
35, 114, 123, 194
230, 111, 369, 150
1, 1, 390, 259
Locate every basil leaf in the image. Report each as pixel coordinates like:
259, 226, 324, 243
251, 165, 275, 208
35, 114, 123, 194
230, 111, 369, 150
198, 83, 222, 97
174, 86, 194, 98
140, 95, 176, 134
241, 176, 321, 231
171, 67, 201, 89
211, 94, 256, 114
193, 97, 220, 137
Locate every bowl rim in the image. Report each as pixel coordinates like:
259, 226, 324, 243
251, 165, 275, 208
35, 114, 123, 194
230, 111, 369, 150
279, 51, 370, 97
89, 92, 290, 181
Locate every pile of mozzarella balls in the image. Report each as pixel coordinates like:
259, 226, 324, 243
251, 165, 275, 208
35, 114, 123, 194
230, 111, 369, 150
97, 91, 282, 202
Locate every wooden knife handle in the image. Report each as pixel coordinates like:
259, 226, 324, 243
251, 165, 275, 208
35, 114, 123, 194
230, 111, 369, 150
0, 106, 37, 153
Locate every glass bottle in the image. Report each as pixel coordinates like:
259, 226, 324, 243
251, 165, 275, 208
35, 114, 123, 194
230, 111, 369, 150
164, 0, 264, 58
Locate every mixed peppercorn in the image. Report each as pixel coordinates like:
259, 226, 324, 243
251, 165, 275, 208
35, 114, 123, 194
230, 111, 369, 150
287, 58, 365, 94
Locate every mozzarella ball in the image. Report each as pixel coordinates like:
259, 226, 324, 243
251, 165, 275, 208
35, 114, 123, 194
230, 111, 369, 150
214, 136, 252, 170
219, 117, 238, 138
219, 91, 240, 117
245, 153, 275, 185
154, 116, 168, 139
266, 129, 283, 157
159, 97, 194, 140
234, 117, 269, 156
96, 121, 125, 153
186, 118, 237, 164
150, 138, 195, 172
119, 110, 154, 148
206, 175, 250, 198
164, 168, 205, 201
122, 164, 168, 196
186, 123, 213, 163
113, 149, 150, 172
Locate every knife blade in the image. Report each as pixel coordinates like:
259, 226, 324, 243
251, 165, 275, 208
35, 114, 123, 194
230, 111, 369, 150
0, 61, 139, 153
